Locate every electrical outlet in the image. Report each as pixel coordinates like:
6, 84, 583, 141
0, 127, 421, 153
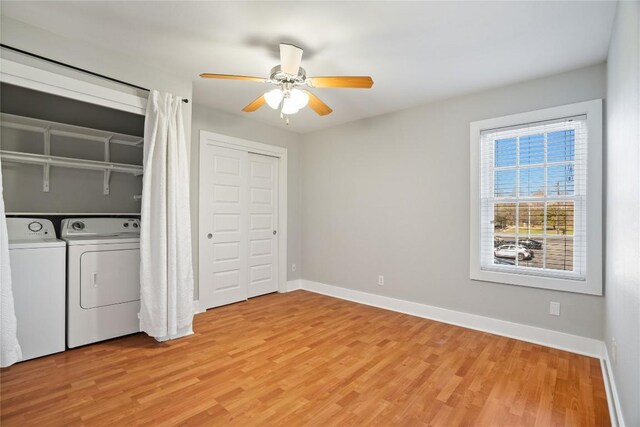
378, 275, 384, 286
291, 264, 296, 272
611, 337, 617, 365
549, 301, 561, 316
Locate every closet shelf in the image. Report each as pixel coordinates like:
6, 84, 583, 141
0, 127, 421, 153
0, 113, 144, 147
0, 150, 143, 175
1, 112, 144, 195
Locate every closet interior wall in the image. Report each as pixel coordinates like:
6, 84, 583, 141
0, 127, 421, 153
1, 83, 144, 215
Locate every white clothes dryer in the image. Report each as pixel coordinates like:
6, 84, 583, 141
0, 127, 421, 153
61, 217, 141, 348
7, 218, 66, 360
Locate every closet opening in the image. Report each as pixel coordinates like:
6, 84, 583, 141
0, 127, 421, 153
1, 82, 145, 228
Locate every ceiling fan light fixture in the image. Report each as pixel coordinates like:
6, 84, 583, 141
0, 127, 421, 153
281, 97, 300, 115
290, 89, 309, 109
264, 89, 284, 109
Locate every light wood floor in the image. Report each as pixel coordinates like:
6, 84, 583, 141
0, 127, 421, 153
1, 291, 609, 426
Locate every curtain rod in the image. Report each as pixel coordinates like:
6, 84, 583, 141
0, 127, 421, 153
0, 44, 189, 103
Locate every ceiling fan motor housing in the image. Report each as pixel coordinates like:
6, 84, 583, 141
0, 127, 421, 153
269, 65, 307, 85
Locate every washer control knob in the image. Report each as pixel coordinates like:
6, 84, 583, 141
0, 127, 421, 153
28, 221, 43, 232
71, 221, 85, 231
132, 223, 139, 228
124, 223, 129, 228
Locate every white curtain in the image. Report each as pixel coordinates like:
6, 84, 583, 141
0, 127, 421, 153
0, 163, 22, 367
139, 90, 195, 341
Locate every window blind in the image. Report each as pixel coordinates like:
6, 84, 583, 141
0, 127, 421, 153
479, 115, 587, 281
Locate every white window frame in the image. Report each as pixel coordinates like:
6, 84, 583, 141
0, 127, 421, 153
470, 100, 602, 295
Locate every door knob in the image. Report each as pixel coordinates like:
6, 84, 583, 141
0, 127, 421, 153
207, 233, 213, 239
273, 230, 277, 235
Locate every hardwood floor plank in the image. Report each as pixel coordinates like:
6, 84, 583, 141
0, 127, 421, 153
0, 291, 609, 426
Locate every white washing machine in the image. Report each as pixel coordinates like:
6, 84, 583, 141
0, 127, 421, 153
61, 217, 141, 348
7, 218, 66, 361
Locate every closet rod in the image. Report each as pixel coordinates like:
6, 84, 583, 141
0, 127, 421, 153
0, 43, 189, 103
0, 150, 143, 175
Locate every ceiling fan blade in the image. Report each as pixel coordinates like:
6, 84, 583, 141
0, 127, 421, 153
280, 43, 303, 75
200, 73, 266, 83
242, 95, 266, 112
308, 76, 374, 89
306, 91, 333, 116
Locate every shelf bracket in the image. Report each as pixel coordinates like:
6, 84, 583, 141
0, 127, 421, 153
103, 168, 112, 195
103, 136, 112, 195
43, 126, 51, 192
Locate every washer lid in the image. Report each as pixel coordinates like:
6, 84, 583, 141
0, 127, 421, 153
6, 218, 60, 245
9, 239, 66, 249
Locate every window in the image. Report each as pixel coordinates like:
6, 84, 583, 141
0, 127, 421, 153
470, 100, 602, 295
483, 117, 585, 278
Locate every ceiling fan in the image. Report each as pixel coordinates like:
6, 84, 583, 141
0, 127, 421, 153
200, 43, 374, 123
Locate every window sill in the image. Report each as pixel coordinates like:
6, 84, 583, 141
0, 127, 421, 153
470, 266, 601, 295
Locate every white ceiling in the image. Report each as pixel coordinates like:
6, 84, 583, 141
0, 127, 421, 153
1, 1, 617, 133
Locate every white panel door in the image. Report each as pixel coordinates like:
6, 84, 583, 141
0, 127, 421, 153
200, 144, 249, 309
248, 153, 279, 298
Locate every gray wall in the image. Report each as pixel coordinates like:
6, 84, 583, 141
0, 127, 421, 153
300, 63, 606, 339
190, 104, 302, 298
1, 84, 144, 214
605, 2, 640, 425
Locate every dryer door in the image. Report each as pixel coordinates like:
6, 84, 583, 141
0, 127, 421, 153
80, 249, 140, 309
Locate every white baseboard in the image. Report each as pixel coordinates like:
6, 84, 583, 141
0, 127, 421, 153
300, 279, 604, 359
601, 342, 625, 427
284, 279, 302, 293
